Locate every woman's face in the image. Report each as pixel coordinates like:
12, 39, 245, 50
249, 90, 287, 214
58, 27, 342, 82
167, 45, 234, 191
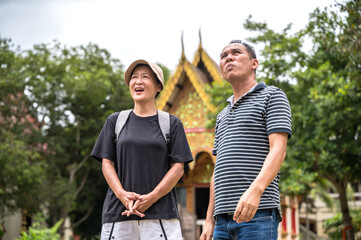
129, 65, 161, 103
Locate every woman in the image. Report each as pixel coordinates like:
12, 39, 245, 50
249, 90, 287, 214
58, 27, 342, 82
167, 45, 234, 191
91, 59, 193, 240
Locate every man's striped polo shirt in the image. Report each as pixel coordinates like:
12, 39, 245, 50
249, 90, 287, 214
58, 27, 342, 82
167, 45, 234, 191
212, 81, 292, 217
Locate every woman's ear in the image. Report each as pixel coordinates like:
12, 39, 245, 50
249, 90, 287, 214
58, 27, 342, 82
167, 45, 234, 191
157, 83, 162, 92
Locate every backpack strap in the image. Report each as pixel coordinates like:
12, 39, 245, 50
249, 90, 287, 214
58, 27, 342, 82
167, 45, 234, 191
114, 109, 132, 142
114, 109, 170, 147
157, 110, 170, 146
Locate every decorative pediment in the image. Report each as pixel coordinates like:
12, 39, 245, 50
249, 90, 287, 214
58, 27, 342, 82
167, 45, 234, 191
192, 39, 223, 85
156, 34, 222, 114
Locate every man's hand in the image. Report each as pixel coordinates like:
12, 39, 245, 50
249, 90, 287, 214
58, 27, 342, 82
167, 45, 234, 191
233, 132, 288, 223
233, 187, 262, 223
200, 219, 215, 240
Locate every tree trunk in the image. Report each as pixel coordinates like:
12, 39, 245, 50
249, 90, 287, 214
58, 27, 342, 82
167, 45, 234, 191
306, 197, 310, 240
0, 222, 6, 240
336, 180, 355, 240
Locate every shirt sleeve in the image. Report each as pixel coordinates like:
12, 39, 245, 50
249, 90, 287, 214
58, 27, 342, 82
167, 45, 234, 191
212, 106, 229, 156
168, 115, 193, 165
212, 117, 219, 156
265, 89, 292, 138
90, 113, 118, 162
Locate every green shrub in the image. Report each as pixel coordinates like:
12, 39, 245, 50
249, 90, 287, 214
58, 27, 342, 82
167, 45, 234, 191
323, 208, 361, 240
17, 219, 63, 240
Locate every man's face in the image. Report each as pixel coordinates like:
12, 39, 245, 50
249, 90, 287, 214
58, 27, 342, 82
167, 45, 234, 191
219, 43, 257, 82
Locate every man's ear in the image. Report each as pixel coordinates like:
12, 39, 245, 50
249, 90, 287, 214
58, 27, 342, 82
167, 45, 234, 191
252, 59, 259, 71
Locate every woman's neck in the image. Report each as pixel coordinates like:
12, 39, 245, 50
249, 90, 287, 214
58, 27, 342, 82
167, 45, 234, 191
133, 101, 157, 117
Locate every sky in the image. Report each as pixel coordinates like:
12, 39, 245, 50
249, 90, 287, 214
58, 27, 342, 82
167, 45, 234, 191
0, 0, 336, 71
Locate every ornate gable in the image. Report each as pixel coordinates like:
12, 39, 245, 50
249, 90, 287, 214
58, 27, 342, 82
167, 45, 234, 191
192, 36, 223, 85
156, 36, 222, 114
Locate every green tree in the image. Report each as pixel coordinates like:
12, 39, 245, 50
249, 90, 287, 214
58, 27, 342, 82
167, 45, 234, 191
21, 41, 132, 233
157, 62, 171, 86
0, 38, 46, 236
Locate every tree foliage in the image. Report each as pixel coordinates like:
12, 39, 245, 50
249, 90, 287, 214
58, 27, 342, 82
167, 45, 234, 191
323, 208, 361, 240
0, 130, 45, 216
0, 38, 134, 235
1, 35, 174, 237
17, 219, 63, 240
0, 39, 46, 230
21, 41, 133, 230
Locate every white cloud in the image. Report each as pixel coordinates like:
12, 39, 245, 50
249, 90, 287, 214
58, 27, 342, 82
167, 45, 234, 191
0, 0, 335, 70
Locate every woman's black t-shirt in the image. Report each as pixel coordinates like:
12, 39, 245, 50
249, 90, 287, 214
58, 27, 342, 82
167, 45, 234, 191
91, 111, 193, 224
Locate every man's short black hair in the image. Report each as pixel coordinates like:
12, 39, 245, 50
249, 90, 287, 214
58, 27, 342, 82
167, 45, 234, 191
229, 40, 257, 60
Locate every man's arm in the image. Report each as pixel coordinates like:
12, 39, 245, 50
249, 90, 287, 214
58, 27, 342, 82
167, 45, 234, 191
102, 158, 144, 217
200, 172, 215, 240
233, 132, 288, 223
126, 162, 184, 215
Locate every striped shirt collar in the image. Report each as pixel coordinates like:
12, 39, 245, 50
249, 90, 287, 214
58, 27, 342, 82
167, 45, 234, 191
227, 81, 267, 107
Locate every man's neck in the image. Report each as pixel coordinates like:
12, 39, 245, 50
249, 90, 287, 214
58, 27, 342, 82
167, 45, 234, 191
230, 78, 257, 104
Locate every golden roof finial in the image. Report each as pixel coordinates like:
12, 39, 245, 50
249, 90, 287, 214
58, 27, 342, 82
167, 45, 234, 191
181, 31, 185, 60
199, 27, 202, 47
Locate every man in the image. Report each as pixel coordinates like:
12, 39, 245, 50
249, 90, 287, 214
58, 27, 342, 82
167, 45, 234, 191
200, 40, 292, 240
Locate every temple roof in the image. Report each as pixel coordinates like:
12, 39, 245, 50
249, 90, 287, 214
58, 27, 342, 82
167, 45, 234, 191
192, 39, 222, 85
156, 35, 222, 113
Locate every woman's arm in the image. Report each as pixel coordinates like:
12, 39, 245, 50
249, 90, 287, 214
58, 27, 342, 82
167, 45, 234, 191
102, 158, 144, 217
124, 162, 184, 215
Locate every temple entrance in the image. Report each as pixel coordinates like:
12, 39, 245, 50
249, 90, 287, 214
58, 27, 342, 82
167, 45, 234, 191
189, 151, 214, 184
189, 151, 215, 237
195, 187, 209, 219
177, 151, 215, 239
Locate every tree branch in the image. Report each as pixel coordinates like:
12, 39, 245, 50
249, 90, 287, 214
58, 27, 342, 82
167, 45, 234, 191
74, 154, 89, 174
69, 154, 89, 185
74, 167, 90, 199
71, 206, 94, 228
